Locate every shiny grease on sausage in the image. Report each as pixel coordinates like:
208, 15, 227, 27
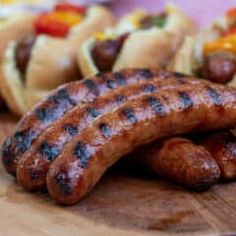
131, 137, 220, 191
197, 130, 236, 180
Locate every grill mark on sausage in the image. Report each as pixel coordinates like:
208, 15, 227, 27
173, 71, 188, 78
115, 95, 127, 104
207, 86, 222, 106
74, 141, 90, 168
39, 142, 60, 162
146, 96, 166, 116
49, 89, 76, 106
63, 124, 78, 137
99, 123, 112, 139
86, 107, 100, 118
35, 107, 54, 123
179, 91, 193, 109
137, 69, 153, 79
113, 72, 126, 85
55, 171, 72, 195
122, 108, 137, 124
142, 84, 156, 92
30, 169, 44, 180
83, 79, 96, 90
14, 130, 36, 153
106, 79, 116, 89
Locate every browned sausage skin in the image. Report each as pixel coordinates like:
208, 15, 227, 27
198, 131, 236, 180
2, 69, 178, 176
203, 51, 236, 84
16, 74, 206, 191
47, 83, 236, 205
91, 33, 129, 72
131, 137, 220, 191
91, 14, 167, 72
15, 36, 36, 76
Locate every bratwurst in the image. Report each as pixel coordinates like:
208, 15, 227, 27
46, 82, 236, 205
130, 137, 220, 191
2, 69, 180, 176
16, 75, 207, 191
198, 130, 236, 180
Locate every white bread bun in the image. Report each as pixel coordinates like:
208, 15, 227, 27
0, 5, 115, 116
78, 5, 196, 78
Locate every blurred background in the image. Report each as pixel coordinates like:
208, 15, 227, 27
0, 0, 235, 27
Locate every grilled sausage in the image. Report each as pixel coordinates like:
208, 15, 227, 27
46, 83, 236, 205
203, 52, 236, 84
16, 75, 206, 191
2, 69, 180, 176
198, 131, 236, 180
91, 33, 129, 72
130, 137, 220, 190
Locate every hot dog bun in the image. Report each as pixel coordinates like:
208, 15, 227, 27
169, 11, 236, 86
0, 5, 115, 116
78, 4, 196, 77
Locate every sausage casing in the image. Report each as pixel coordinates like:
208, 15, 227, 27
131, 137, 220, 190
2, 69, 182, 175
199, 131, 236, 180
16, 75, 206, 191
46, 82, 236, 205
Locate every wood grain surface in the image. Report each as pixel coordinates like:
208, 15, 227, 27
0, 112, 235, 236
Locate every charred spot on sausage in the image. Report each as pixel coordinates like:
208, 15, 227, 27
74, 141, 90, 168
207, 86, 222, 106
49, 89, 75, 106
64, 124, 78, 137
146, 97, 166, 116
13, 130, 36, 153
55, 171, 72, 195
106, 79, 116, 89
173, 71, 188, 78
113, 72, 126, 85
115, 95, 127, 104
83, 79, 96, 90
179, 91, 193, 109
35, 107, 54, 123
142, 84, 156, 93
30, 169, 44, 180
39, 142, 60, 162
138, 69, 153, 79
99, 123, 112, 139
122, 108, 137, 124
86, 107, 100, 118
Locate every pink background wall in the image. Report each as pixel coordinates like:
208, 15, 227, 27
109, 0, 236, 28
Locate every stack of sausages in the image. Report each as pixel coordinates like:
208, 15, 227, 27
2, 69, 236, 205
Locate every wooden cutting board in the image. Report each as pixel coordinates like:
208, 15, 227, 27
0, 112, 235, 236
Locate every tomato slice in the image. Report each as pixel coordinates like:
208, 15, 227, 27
34, 13, 70, 37
54, 3, 86, 15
